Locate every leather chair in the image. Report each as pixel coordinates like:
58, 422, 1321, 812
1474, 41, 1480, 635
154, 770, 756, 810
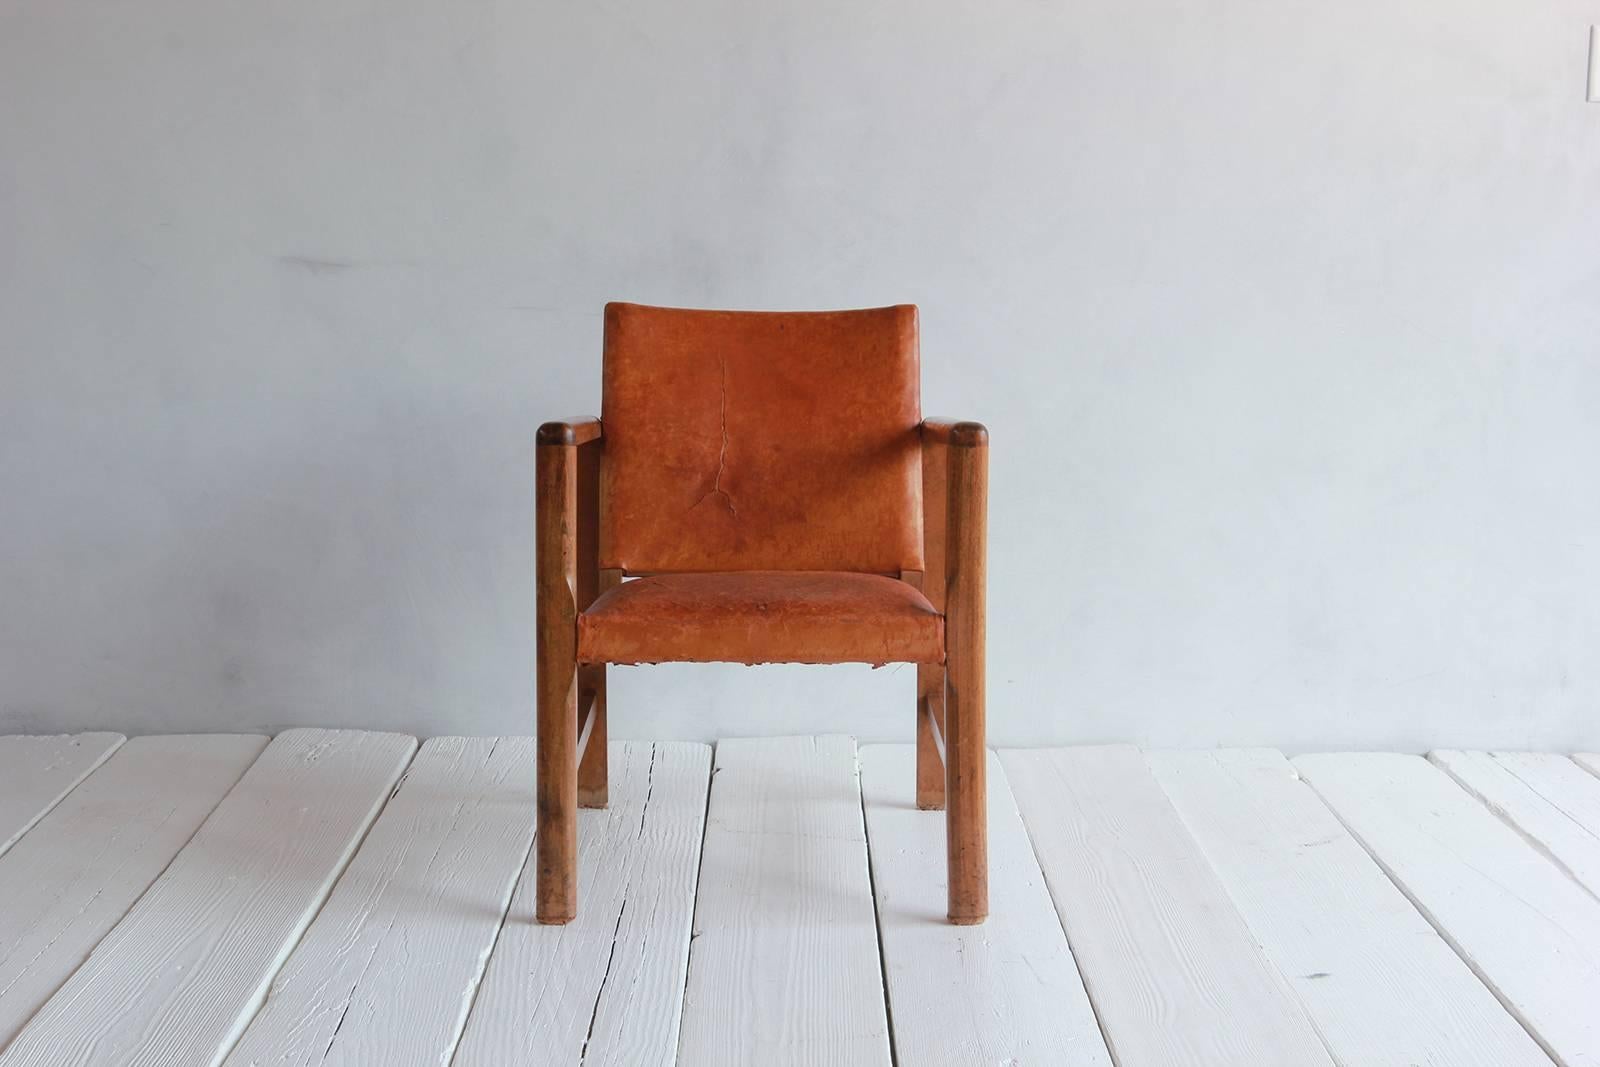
535, 302, 988, 925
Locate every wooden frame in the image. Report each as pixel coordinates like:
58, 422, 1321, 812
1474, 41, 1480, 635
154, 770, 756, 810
921, 417, 989, 923
534, 417, 601, 923
536, 414, 988, 925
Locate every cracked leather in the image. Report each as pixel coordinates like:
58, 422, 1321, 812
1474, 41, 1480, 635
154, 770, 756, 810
577, 571, 945, 665
599, 302, 925, 574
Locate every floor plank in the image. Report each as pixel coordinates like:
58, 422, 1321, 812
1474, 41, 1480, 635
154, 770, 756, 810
0, 728, 417, 1067
860, 745, 1112, 1067
1430, 751, 1600, 900
1296, 753, 1600, 1067
0, 733, 124, 858
453, 741, 710, 1067
223, 736, 535, 1067
677, 736, 890, 1067
1150, 748, 1551, 1067
1002, 745, 1333, 1067
0, 735, 268, 1053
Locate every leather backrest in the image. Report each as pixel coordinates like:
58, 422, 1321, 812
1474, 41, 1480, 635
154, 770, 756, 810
600, 302, 924, 574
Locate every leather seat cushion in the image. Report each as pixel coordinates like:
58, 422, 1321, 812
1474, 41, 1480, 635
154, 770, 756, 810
577, 571, 945, 665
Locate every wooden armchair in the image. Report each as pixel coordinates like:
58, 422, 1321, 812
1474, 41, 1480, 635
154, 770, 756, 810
536, 302, 988, 925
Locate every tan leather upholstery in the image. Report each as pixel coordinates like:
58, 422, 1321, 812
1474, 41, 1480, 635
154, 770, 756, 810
537, 303, 991, 927
599, 302, 924, 574
577, 571, 944, 665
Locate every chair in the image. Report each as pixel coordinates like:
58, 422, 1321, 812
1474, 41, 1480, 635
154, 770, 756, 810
535, 302, 988, 925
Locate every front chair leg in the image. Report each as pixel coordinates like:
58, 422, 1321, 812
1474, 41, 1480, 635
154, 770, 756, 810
944, 656, 986, 924
536, 654, 578, 924
536, 438, 579, 925
944, 424, 988, 925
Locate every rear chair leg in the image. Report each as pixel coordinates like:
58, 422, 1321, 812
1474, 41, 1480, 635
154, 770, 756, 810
577, 663, 608, 808
574, 570, 619, 809
916, 664, 946, 809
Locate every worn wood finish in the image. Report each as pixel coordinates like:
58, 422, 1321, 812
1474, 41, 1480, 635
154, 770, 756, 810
574, 440, 603, 808
578, 562, 620, 809
0, 735, 267, 1051
455, 742, 710, 1067
678, 736, 891, 1066
917, 425, 950, 811
536, 438, 580, 924
535, 416, 603, 447
0, 733, 123, 859
861, 746, 1112, 1066
1430, 750, 1600, 899
1150, 749, 1552, 1067
221, 737, 535, 1067
919, 417, 980, 445
900, 566, 945, 810
1004, 746, 1335, 1066
576, 688, 598, 763
943, 426, 987, 923
1298, 752, 1600, 1065
921, 702, 946, 765
0, 729, 416, 1067
915, 670, 946, 810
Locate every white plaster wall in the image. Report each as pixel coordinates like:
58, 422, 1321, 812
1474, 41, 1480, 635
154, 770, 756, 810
3, 0, 1597, 750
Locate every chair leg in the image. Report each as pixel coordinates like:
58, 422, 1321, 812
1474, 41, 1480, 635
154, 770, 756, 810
536, 442, 579, 925
577, 664, 608, 808
916, 664, 946, 810
535, 655, 578, 924
944, 654, 987, 924
944, 430, 988, 925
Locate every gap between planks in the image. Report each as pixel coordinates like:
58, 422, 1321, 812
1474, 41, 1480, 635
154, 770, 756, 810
859, 745, 1111, 1067
0, 735, 268, 1053
1149, 748, 1552, 1067
1297, 752, 1600, 1067
222, 736, 537, 1067
0, 729, 417, 1067
678, 736, 891, 1067
1429, 751, 1600, 903
11, 735, 1596, 1067
453, 741, 710, 1067
0, 733, 125, 860
1003, 745, 1335, 1067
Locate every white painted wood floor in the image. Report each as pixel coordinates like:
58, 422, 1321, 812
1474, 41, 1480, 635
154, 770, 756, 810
0, 732, 1596, 1066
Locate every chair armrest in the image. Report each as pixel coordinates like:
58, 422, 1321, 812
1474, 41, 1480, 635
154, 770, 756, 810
537, 417, 603, 446
921, 417, 988, 448
917, 417, 988, 610
536, 416, 604, 616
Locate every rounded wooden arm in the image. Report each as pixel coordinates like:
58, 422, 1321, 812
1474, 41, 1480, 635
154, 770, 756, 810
537, 417, 603, 446
921, 417, 988, 448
